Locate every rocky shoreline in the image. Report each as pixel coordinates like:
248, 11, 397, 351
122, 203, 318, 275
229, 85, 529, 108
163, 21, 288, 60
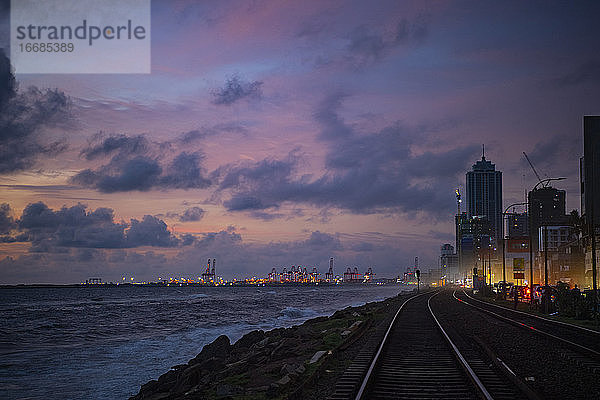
130, 289, 413, 400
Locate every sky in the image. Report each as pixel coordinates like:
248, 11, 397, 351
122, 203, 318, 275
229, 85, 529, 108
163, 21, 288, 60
1, 0, 600, 284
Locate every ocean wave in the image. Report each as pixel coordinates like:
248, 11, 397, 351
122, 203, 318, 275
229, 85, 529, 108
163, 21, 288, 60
188, 293, 209, 299
277, 306, 319, 321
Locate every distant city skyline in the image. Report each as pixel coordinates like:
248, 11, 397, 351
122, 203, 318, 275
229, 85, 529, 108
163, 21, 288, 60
1, 1, 599, 284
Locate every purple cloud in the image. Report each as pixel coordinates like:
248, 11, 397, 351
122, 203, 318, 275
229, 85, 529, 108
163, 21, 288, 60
13, 202, 185, 250
0, 49, 71, 173
179, 206, 206, 222
71, 133, 212, 193
211, 75, 263, 105
217, 94, 478, 217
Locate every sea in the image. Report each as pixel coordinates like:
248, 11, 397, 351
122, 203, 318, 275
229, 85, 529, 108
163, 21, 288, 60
0, 283, 408, 400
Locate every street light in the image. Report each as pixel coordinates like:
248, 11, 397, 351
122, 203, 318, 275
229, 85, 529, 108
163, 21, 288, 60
533, 177, 567, 191
528, 177, 566, 311
488, 244, 492, 287
487, 244, 496, 287
502, 202, 528, 299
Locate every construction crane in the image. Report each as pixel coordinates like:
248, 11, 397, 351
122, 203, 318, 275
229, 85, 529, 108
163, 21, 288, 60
523, 151, 542, 181
455, 188, 462, 214
522, 152, 564, 189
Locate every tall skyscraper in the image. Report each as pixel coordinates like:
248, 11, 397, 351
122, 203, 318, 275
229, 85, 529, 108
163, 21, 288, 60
528, 187, 567, 253
466, 149, 503, 244
581, 116, 600, 291
582, 116, 600, 229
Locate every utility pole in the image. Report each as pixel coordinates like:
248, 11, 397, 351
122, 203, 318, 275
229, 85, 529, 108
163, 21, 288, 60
502, 203, 527, 300
529, 201, 534, 307
591, 156, 598, 314
502, 231, 506, 297
544, 224, 549, 314
524, 152, 543, 307
544, 225, 549, 287
481, 250, 485, 289
488, 247, 492, 287
592, 221, 598, 314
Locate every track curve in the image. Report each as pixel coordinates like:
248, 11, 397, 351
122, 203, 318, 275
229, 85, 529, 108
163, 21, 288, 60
455, 290, 600, 359
349, 291, 529, 400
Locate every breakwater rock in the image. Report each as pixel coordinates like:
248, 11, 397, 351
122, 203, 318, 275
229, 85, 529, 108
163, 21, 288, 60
130, 290, 410, 400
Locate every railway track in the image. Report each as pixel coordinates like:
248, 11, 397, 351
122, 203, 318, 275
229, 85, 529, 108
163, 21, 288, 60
329, 291, 530, 400
454, 289, 600, 371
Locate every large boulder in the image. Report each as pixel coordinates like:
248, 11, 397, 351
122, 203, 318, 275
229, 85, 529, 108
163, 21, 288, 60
270, 337, 304, 359
232, 330, 266, 351
215, 383, 244, 397
189, 335, 231, 365
171, 357, 224, 394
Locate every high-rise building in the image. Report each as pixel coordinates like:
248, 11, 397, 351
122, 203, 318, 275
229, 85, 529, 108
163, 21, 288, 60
528, 187, 568, 253
582, 116, 600, 229
581, 116, 600, 288
466, 151, 503, 244
440, 244, 459, 284
455, 213, 492, 277
507, 212, 529, 237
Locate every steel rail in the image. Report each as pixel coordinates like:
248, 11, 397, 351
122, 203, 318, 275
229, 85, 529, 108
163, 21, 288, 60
353, 291, 429, 400
355, 291, 497, 400
454, 290, 600, 359
461, 289, 600, 335
428, 291, 494, 400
